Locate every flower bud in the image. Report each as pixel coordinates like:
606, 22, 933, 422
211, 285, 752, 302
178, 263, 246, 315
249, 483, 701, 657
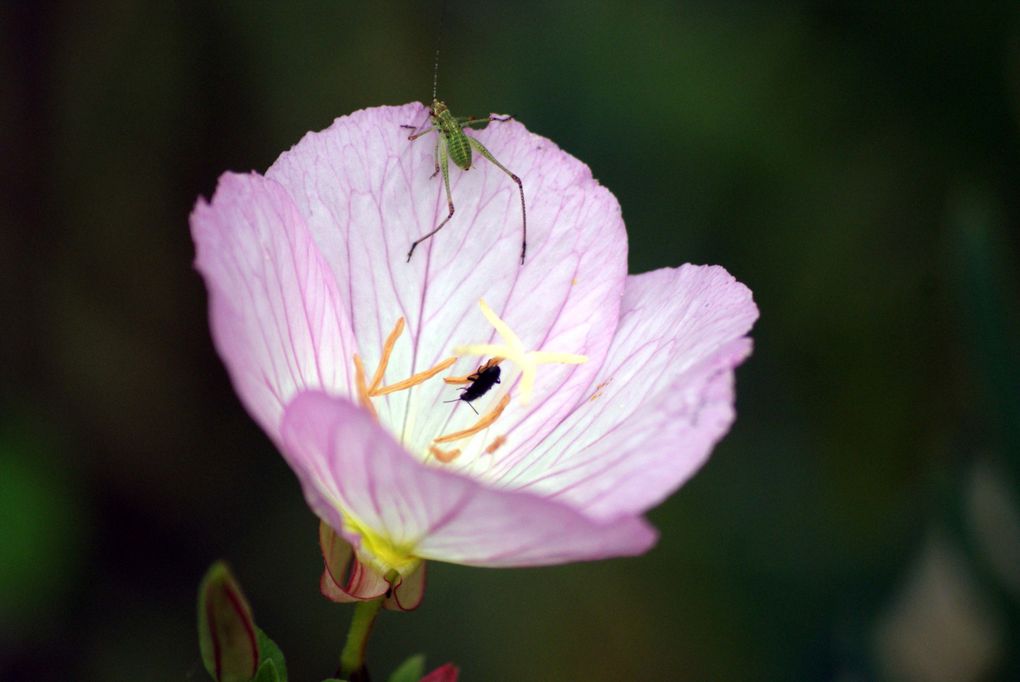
420, 663, 459, 682
197, 561, 259, 682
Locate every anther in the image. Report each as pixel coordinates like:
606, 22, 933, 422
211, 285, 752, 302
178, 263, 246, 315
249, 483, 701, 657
428, 445, 462, 463
433, 394, 511, 445
370, 317, 406, 392
484, 435, 507, 454
353, 354, 378, 420
374, 357, 458, 396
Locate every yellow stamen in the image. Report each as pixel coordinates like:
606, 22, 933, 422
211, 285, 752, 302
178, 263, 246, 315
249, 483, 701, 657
428, 445, 462, 463
374, 357, 458, 396
454, 299, 588, 405
369, 317, 405, 393
433, 394, 511, 444
484, 435, 507, 454
353, 354, 378, 420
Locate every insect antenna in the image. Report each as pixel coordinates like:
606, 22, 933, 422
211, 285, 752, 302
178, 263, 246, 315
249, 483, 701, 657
432, 0, 447, 101
443, 397, 479, 414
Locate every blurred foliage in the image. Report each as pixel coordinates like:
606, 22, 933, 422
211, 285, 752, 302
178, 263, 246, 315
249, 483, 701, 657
0, 416, 86, 640
2, 1, 1020, 680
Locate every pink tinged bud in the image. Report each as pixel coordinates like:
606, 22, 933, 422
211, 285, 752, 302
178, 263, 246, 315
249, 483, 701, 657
197, 561, 259, 682
386, 655, 458, 682
319, 521, 426, 611
420, 663, 460, 682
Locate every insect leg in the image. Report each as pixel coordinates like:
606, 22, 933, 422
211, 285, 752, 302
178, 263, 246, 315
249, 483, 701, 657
407, 137, 455, 262
407, 124, 435, 141
458, 114, 514, 129
403, 108, 434, 139
466, 137, 527, 264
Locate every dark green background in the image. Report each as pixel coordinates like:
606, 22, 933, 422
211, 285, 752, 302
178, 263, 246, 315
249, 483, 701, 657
3, 2, 1020, 680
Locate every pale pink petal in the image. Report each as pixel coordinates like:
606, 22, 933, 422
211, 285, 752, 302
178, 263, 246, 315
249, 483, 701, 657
498, 265, 759, 520
191, 173, 357, 436
280, 391, 657, 567
265, 104, 624, 460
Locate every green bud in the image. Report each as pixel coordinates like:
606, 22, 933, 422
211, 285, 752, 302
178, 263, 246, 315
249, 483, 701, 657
387, 654, 425, 682
198, 561, 260, 682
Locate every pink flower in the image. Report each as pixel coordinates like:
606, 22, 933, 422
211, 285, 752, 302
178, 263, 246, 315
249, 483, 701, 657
191, 103, 757, 608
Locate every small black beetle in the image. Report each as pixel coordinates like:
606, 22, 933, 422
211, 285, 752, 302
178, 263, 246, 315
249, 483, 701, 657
445, 359, 501, 414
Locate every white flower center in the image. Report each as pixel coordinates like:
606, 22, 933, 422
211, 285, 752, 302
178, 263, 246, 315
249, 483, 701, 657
352, 300, 588, 464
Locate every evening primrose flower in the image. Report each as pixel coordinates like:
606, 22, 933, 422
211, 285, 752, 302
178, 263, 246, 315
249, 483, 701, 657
191, 103, 758, 609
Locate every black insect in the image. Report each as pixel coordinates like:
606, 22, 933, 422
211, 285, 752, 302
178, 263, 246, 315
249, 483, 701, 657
444, 359, 501, 414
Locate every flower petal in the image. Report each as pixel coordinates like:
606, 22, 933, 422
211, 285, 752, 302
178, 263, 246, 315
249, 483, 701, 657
318, 520, 390, 602
497, 265, 759, 520
280, 391, 657, 567
265, 104, 625, 458
191, 173, 357, 436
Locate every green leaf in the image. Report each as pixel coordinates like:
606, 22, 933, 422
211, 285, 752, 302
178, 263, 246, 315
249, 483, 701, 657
197, 562, 260, 682
387, 654, 426, 682
252, 659, 280, 682
255, 628, 288, 682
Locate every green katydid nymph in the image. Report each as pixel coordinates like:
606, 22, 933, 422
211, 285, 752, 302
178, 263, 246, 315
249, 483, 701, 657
402, 101, 527, 265
401, 34, 527, 265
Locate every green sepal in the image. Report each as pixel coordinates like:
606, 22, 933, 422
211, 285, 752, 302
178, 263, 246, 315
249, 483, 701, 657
252, 660, 279, 682
254, 628, 288, 682
387, 654, 426, 682
198, 561, 260, 682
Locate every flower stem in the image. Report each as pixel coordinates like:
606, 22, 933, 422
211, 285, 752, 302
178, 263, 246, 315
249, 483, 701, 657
339, 596, 385, 680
